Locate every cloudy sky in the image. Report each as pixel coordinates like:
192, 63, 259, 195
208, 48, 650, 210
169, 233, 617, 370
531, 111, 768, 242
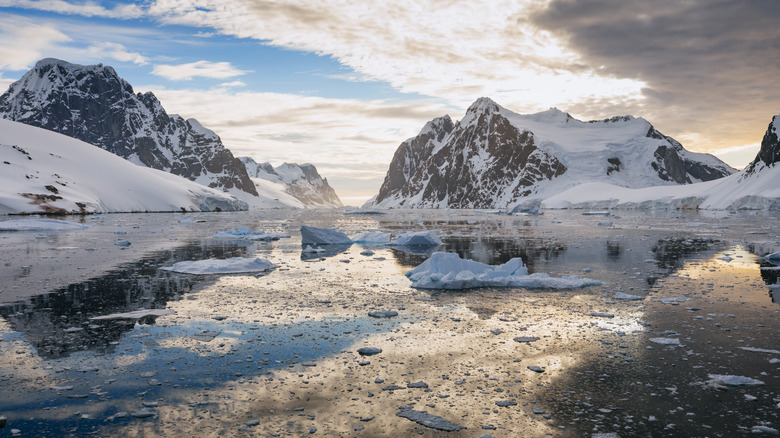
0, 0, 778, 204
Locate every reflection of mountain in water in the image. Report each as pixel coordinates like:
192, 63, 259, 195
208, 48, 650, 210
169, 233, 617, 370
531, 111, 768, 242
0, 240, 247, 359
390, 236, 566, 271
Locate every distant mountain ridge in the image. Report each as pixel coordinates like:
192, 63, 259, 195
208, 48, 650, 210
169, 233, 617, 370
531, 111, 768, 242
0, 58, 258, 197
239, 157, 342, 207
367, 97, 735, 209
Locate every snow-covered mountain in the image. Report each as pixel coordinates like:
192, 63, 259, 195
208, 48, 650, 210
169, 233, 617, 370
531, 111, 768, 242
543, 113, 780, 210
367, 97, 735, 209
0, 58, 257, 197
239, 157, 342, 208
0, 119, 247, 214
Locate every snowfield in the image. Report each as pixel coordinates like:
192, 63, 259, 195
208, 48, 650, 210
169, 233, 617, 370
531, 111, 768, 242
0, 119, 247, 214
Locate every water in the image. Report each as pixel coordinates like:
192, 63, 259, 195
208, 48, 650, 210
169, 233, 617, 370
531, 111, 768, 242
0, 209, 778, 437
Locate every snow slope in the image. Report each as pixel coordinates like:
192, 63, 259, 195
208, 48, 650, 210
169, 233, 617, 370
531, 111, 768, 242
0, 119, 247, 214
543, 113, 780, 210
368, 97, 734, 209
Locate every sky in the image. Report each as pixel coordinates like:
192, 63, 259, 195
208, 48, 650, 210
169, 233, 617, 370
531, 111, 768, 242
0, 0, 778, 205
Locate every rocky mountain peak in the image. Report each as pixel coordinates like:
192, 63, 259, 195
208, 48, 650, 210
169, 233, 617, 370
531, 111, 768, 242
239, 157, 342, 207
466, 97, 501, 115
0, 58, 257, 196
744, 114, 780, 175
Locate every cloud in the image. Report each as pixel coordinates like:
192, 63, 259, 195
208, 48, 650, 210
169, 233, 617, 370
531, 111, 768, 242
146, 0, 646, 111
152, 60, 250, 81
139, 85, 454, 198
86, 42, 147, 65
219, 80, 245, 88
0, 0, 144, 19
530, 0, 780, 166
0, 19, 71, 70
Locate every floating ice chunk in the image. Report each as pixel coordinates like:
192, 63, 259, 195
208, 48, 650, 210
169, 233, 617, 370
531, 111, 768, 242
161, 257, 277, 275
389, 231, 442, 246
90, 309, 175, 320
368, 310, 398, 318
649, 337, 682, 345
300, 225, 352, 245
115, 239, 131, 247
581, 211, 610, 216
406, 252, 601, 290
718, 256, 733, 262
751, 425, 779, 434
0, 219, 89, 231
590, 312, 615, 318
614, 292, 644, 300
396, 407, 465, 431
351, 231, 391, 244
765, 251, 780, 261
738, 347, 780, 354
658, 297, 691, 304
707, 374, 765, 386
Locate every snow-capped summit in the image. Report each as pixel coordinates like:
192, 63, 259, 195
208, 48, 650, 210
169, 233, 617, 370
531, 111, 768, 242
367, 98, 735, 209
0, 58, 258, 197
744, 114, 780, 176
239, 157, 342, 208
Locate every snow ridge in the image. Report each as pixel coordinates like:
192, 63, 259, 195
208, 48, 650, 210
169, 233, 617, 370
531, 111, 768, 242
239, 157, 342, 208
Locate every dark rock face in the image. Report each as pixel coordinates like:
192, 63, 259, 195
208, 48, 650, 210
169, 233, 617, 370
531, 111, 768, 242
648, 127, 733, 184
373, 99, 567, 208
0, 58, 257, 196
240, 157, 342, 207
744, 115, 780, 175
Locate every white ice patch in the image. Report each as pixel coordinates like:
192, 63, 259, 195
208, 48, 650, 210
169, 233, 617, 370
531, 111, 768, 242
161, 257, 277, 275
658, 297, 692, 304
707, 374, 765, 386
90, 309, 176, 320
389, 231, 442, 246
300, 225, 352, 245
406, 252, 602, 290
614, 292, 644, 300
351, 231, 392, 244
0, 219, 89, 231
649, 337, 681, 346
738, 347, 780, 355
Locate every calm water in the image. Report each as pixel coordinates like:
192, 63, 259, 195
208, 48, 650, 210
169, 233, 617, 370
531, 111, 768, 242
0, 209, 778, 437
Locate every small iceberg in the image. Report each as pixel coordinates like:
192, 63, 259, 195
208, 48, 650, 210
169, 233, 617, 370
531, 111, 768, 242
300, 225, 352, 245
0, 219, 89, 231
351, 231, 392, 244
90, 309, 176, 320
406, 252, 602, 290
389, 230, 441, 246
707, 374, 765, 386
161, 257, 277, 275
765, 251, 780, 262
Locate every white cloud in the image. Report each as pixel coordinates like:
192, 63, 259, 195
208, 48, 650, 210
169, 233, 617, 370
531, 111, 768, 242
146, 0, 646, 113
0, 0, 144, 19
140, 86, 454, 198
86, 42, 147, 65
152, 60, 249, 81
219, 80, 245, 87
0, 20, 72, 70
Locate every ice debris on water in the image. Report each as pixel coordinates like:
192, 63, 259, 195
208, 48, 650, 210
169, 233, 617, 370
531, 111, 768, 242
161, 257, 277, 274
406, 252, 602, 290
89, 309, 175, 320
351, 231, 391, 244
357, 347, 382, 356
613, 292, 644, 300
115, 239, 131, 247
738, 347, 780, 354
388, 230, 442, 246
514, 336, 540, 343
300, 225, 352, 245
368, 310, 398, 318
649, 337, 682, 346
658, 297, 691, 304
751, 425, 779, 434
213, 226, 289, 241
0, 219, 89, 231
395, 407, 466, 431
706, 374, 765, 386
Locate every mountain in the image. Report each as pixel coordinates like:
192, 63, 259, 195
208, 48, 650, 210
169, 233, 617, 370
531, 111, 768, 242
0, 58, 257, 197
543, 113, 780, 210
239, 157, 342, 208
0, 119, 247, 214
367, 97, 735, 209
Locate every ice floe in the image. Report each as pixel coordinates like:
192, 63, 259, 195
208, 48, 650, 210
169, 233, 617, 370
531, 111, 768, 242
406, 252, 602, 290
300, 225, 352, 245
0, 219, 89, 231
649, 337, 682, 346
389, 230, 442, 246
90, 309, 176, 320
351, 231, 392, 244
738, 347, 780, 354
161, 257, 277, 274
613, 292, 644, 300
706, 374, 765, 386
